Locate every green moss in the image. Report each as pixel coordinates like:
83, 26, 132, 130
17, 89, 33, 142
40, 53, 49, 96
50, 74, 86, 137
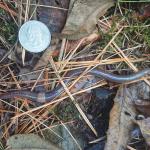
0, 142, 4, 150
142, 26, 150, 46
0, 8, 17, 44
98, 4, 150, 52
54, 101, 79, 121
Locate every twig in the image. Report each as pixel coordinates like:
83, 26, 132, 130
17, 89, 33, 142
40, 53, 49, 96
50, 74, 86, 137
49, 56, 98, 136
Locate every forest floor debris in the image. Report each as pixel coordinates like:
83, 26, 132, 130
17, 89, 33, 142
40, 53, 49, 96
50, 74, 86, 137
0, 1, 150, 150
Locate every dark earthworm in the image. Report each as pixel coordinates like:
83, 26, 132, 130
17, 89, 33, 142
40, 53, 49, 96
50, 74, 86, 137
91, 68, 150, 83
0, 68, 150, 103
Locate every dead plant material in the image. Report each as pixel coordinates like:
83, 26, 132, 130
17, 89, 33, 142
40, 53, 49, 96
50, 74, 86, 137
61, 0, 114, 39
136, 117, 150, 146
0, 2, 150, 149
105, 82, 150, 150
6, 134, 61, 150
0, 2, 18, 18
37, 0, 70, 33
34, 33, 100, 69
104, 86, 135, 150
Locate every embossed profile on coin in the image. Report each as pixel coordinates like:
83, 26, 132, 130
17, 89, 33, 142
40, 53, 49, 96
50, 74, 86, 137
19, 20, 51, 53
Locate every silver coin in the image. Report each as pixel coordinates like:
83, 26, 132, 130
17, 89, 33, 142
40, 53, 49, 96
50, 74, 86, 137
19, 20, 51, 53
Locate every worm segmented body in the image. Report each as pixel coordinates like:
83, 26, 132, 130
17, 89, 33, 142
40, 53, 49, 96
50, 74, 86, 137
0, 68, 150, 103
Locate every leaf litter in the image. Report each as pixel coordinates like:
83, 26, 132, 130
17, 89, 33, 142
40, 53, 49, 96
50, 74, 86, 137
0, 1, 150, 150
